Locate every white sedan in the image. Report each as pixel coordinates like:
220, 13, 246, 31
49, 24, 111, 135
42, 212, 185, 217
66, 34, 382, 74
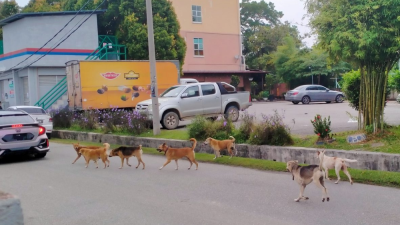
6, 106, 53, 139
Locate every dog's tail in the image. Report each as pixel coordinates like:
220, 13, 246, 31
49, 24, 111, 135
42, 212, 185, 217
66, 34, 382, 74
342, 158, 357, 163
228, 136, 235, 143
228, 136, 237, 156
189, 138, 197, 151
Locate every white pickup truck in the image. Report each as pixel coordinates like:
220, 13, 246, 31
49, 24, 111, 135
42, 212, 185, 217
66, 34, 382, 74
136, 82, 252, 129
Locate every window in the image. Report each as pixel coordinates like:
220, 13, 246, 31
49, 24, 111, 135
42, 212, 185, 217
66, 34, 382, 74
160, 86, 186, 97
192, 5, 202, 23
306, 86, 318, 91
317, 86, 327, 91
194, 38, 204, 56
0, 114, 35, 125
182, 86, 200, 98
16, 108, 46, 115
201, 85, 216, 96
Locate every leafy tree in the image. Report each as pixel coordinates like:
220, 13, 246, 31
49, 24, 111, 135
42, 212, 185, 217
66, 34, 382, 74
305, 0, 400, 132
342, 70, 361, 111
0, 0, 20, 38
240, 0, 285, 69
22, 0, 62, 13
388, 69, 400, 93
230, 75, 240, 88
115, 0, 186, 72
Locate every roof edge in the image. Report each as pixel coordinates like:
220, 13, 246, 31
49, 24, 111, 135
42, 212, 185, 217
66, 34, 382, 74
0, 10, 107, 27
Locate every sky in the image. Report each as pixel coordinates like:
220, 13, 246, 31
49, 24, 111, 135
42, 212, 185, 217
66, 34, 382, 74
13, 0, 316, 47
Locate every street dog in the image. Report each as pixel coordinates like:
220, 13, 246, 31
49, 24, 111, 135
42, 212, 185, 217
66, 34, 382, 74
157, 138, 198, 170
72, 143, 103, 164
203, 136, 236, 159
109, 145, 145, 169
78, 143, 110, 169
317, 150, 357, 184
286, 160, 329, 202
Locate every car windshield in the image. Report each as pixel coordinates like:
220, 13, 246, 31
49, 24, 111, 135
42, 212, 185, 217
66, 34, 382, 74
16, 107, 46, 114
160, 86, 186, 97
0, 114, 35, 125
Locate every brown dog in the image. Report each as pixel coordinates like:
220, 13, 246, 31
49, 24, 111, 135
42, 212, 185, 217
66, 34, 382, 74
109, 145, 145, 169
157, 138, 198, 170
203, 136, 236, 159
72, 143, 105, 164
286, 160, 329, 202
79, 143, 110, 169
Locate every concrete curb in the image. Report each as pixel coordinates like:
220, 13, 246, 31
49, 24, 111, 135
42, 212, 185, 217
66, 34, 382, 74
0, 191, 24, 225
53, 130, 400, 172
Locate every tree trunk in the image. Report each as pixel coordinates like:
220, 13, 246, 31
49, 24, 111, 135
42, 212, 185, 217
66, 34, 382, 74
358, 65, 387, 133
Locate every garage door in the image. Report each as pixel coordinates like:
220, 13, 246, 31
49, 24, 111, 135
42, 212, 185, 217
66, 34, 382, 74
39, 75, 65, 100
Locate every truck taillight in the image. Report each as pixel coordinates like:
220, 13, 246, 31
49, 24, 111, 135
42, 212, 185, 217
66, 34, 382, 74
49, 118, 53, 122
39, 126, 46, 136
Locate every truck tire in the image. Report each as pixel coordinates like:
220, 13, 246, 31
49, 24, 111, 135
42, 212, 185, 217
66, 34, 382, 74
161, 111, 179, 130
224, 106, 239, 122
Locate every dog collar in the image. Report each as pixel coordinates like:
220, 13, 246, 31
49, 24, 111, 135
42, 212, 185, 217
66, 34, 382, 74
164, 147, 169, 155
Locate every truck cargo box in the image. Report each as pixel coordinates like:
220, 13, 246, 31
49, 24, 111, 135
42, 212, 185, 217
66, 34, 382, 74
66, 60, 180, 110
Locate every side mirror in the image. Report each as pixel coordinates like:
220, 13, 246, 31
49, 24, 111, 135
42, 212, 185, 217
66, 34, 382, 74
181, 93, 188, 98
326, 89, 330, 92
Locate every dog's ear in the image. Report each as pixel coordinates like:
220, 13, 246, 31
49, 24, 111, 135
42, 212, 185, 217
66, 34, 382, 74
295, 160, 298, 163
162, 143, 166, 147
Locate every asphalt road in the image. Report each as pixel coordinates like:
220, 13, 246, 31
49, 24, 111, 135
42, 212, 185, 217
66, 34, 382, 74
1, 143, 400, 225
176, 101, 400, 135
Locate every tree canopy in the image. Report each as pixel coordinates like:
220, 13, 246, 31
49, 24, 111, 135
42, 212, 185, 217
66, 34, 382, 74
0, 0, 20, 37
305, 0, 400, 132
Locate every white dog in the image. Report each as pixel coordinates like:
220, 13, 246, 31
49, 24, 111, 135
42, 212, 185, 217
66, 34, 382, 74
317, 150, 357, 184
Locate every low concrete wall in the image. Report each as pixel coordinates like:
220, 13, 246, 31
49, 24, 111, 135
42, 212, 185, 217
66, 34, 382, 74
53, 130, 400, 172
0, 191, 24, 225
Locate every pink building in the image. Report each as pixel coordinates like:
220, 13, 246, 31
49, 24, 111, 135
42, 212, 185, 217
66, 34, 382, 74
169, 0, 266, 92
170, 0, 244, 72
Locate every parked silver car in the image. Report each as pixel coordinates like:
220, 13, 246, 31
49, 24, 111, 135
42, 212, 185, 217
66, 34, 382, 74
284, 85, 345, 104
0, 110, 49, 159
397, 94, 400, 103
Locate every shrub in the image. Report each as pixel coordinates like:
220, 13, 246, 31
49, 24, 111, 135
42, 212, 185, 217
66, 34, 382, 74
342, 70, 361, 111
237, 111, 255, 142
51, 109, 73, 128
248, 110, 293, 146
311, 114, 331, 139
119, 110, 149, 135
76, 110, 99, 130
230, 75, 240, 88
188, 116, 235, 141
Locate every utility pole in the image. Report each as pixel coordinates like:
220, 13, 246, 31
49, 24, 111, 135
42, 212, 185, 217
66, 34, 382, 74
146, 0, 160, 135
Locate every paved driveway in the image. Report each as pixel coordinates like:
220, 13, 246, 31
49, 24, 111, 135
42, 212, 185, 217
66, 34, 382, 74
1, 143, 400, 225
175, 101, 400, 135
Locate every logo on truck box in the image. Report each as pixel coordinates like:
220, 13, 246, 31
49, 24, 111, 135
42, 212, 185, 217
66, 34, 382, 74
124, 71, 140, 80
101, 72, 120, 80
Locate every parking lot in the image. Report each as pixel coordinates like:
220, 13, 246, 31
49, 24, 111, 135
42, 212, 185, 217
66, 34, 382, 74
177, 101, 400, 136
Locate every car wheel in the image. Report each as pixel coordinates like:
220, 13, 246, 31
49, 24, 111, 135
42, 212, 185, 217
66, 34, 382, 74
36, 153, 47, 158
335, 95, 344, 103
302, 96, 310, 104
161, 111, 179, 130
292, 101, 299, 105
224, 106, 240, 122
326, 101, 331, 104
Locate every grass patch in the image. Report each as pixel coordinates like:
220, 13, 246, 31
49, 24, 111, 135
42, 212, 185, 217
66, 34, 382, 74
55, 125, 400, 154
51, 138, 400, 189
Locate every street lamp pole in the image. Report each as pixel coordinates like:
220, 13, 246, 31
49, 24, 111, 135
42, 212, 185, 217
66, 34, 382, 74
146, 0, 160, 135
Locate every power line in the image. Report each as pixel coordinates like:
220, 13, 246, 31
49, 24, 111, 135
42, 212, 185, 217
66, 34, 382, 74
7, 0, 92, 71
15, 0, 107, 73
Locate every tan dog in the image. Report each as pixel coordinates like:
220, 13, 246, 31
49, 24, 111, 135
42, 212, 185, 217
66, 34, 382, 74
109, 145, 145, 169
72, 143, 103, 164
317, 150, 357, 184
286, 160, 329, 202
157, 138, 198, 170
79, 143, 110, 169
203, 136, 236, 159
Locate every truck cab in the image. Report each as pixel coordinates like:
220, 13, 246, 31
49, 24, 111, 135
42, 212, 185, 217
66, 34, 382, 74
136, 82, 252, 129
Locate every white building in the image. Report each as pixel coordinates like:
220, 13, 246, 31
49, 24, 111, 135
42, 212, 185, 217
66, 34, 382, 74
0, 11, 103, 109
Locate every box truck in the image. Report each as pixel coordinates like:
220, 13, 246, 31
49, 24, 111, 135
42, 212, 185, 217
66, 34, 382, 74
65, 60, 180, 110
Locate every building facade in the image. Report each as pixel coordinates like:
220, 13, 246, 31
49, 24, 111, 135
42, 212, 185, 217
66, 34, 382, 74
170, 0, 244, 72
0, 11, 102, 108
170, 0, 266, 92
